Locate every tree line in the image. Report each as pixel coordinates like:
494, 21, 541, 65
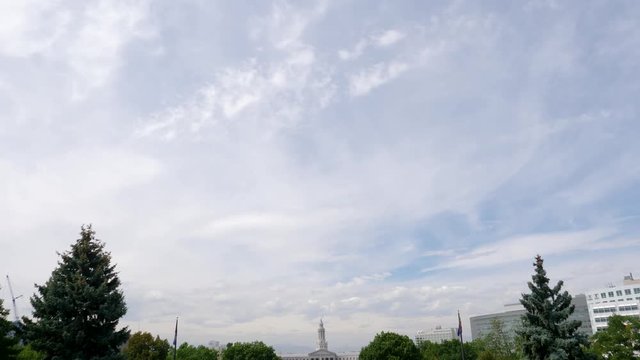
1, 226, 638, 359
359, 255, 640, 360
0, 226, 280, 360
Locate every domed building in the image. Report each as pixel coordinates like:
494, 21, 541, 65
279, 320, 359, 360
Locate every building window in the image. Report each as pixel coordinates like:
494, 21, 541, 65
625, 289, 632, 295
609, 292, 615, 297
634, 288, 640, 294
616, 290, 623, 296
594, 307, 617, 314
601, 293, 606, 298
618, 305, 639, 311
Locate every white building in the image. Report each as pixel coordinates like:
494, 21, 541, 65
278, 320, 359, 360
415, 325, 457, 344
470, 294, 592, 340
586, 273, 640, 333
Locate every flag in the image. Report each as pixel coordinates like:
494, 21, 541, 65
457, 311, 465, 360
173, 317, 178, 346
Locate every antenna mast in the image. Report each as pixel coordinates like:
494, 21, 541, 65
6, 275, 23, 323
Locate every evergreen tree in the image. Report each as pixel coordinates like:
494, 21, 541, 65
24, 225, 129, 360
0, 298, 19, 359
517, 255, 590, 360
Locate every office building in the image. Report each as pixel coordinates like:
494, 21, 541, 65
470, 294, 592, 340
585, 273, 640, 333
415, 325, 457, 344
470, 304, 527, 341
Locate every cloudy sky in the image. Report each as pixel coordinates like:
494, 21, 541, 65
1, 0, 640, 353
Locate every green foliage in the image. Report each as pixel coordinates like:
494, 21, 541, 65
418, 339, 484, 360
173, 342, 219, 360
477, 350, 498, 360
23, 225, 130, 360
590, 315, 640, 360
482, 319, 518, 360
123, 331, 170, 360
0, 298, 19, 359
518, 255, 590, 360
221, 341, 278, 360
16, 345, 45, 360
360, 331, 421, 360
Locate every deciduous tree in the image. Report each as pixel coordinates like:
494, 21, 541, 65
123, 331, 170, 360
419, 339, 484, 360
221, 341, 278, 360
590, 315, 640, 360
16, 345, 45, 360
175, 342, 219, 360
483, 319, 517, 360
360, 332, 420, 360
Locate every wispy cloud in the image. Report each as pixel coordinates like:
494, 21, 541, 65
2, 0, 640, 351
338, 29, 407, 61
138, 2, 334, 140
0, 0, 153, 99
423, 229, 639, 272
348, 61, 409, 96
136, 58, 334, 139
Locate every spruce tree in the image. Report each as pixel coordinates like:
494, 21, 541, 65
24, 225, 129, 359
0, 298, 19, 359
517, 255, 590, 360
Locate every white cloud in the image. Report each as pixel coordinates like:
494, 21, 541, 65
137, 57, 334, 139
423, 228, 640, 272
422, 249, 460, 257
0, 0, 152, 100
0, 149, 162, 230
335, 273, 392, 288
348, 61, 408, 96
66, 0, 153, 98
2, 0, 640, 351
254, 1, 328, 50
0, 1, 68, 57
374, 30, 407, 47
138, 1, 336, 140
338, 40, 368, 61
338, 28, 406, 61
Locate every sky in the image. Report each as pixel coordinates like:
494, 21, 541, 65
1, 0, 639, 353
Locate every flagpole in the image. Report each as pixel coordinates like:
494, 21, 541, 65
458, 310, 465, 360
173, 316, 178, 360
